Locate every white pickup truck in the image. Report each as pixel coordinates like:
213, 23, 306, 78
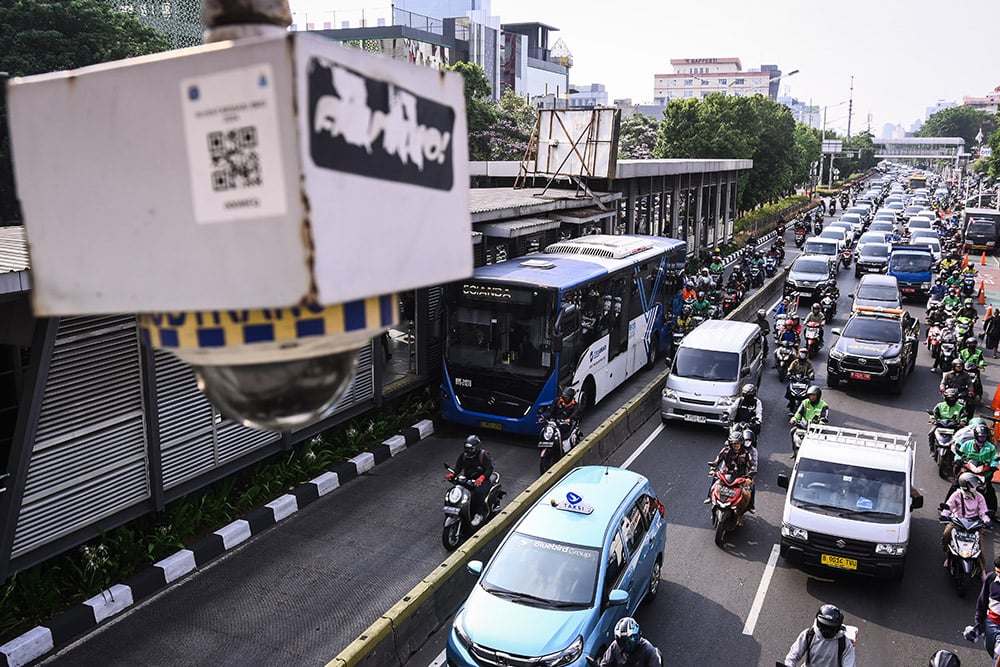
777, 424, 924, 581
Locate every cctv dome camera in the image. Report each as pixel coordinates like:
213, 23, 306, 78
141, 297, 397, 431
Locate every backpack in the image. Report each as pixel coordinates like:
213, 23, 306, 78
804, 627, 845, 666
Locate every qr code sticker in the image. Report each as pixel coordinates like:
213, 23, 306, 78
208, 126, 261, 191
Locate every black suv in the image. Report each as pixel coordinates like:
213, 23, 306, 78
827, 307, 919, 394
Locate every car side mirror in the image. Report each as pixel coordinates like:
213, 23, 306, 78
848, 293, 855, 299
911, 495, 924, 510
777, 473, 789, 489
831, 328, 842, 337
607, 589, 629, 607
467, 560, 484, 576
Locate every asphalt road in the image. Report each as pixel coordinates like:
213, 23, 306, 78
43, 217, 995, 667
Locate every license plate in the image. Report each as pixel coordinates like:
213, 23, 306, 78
821, 554, 858, 570
901, 287, 915, 294
442, 506, 460, 515
849, 371, 871, 380
683, 414, 707, 423
479, 421, 503, 431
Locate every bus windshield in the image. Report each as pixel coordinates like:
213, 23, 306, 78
445, 292, 552, 378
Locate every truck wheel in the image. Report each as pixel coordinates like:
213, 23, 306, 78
828, 373, 840, 389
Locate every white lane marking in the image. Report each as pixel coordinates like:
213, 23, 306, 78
429, 649, 447, 667
743, 544, 781, 635
622, 423, 665, 470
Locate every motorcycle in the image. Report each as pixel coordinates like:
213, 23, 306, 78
966, 366, 983, 411
962, 274, 977, 298
820, 294, 837, 323
776, 222, 786, 236
441, 464, 505, 550
791, 416, 828, 456
927, 410, 960, 480
940, 511, 990, 597
926, 295, 944, 316
812, 219, 823, 235
926, 324, 942, 360
793, 227, 806, 248
803, 321, 823, 358
786, 373, 811, 415
955, 316, 974, 342
774, 341, 796, 382
537, 412, 581, 475
840, 247, 852, 270
707, 468, 751, 547
935, 332, 958, 372
720, 290, 738, 317
748, 264, 764, 288
764, 254, 778, 277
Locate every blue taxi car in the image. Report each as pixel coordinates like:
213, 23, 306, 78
446, 466, 667, 667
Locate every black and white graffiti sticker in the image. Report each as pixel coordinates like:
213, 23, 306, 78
308, 57, 455, 191
181, 63, 287, 223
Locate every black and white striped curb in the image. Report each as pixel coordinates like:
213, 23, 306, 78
0, 419, 435, 667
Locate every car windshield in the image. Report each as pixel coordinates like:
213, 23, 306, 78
890, 253, 932, 273
870, 223, 892, 232
820, 230, 844, 241
859, 233, 885, 244
481, 533, 600, 607
793, 259, 829, 274
857, 284, 898, 301
969, 222, 996, 234
841, 215, 862, 224
841, 317, 901, 343
908, 219, 931, 229
673, 347, 739, 381
804, 241, 836, 255
791, 457, 907, 522
860, 244, 889, 259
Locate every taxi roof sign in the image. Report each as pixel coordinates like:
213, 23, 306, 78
551, 491, 595, 515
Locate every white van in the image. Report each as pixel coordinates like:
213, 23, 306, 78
660, 321, 765, 428
777, 425, 923, 581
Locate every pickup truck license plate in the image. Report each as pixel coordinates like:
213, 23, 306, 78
821, 554, 857, 570
849, 371, 871, 380
683, 414, 707, 423
901, 287, 915, 294
479, 421, 503, 431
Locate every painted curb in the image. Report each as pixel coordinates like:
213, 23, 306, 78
0, 419, 436, 667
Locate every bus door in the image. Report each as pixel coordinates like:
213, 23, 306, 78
608, 278, 628, 363
554, 303, 581, 388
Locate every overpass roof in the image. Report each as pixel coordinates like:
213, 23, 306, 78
874, 137, 965, 146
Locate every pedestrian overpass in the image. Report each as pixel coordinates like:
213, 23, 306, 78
873, 137, 966, 165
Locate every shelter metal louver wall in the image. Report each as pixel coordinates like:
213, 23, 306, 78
11, 316, 148, 559
328, 343, 374, 414
427, 287, 443, 372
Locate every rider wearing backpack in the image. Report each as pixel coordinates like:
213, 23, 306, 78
781, 604, 856, 666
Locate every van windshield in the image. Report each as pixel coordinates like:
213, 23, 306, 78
804, 241, 836, 256
673, 348, 739, 381
791, 457, 907, 522
481, 533, 599, 607
856, 285, 898, 301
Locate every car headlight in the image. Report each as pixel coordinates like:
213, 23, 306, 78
538, 636, 584, 667
875, 542, 906, 556
452, 611, 473, 649
782, 523, 808, 541
718, 395, 737, 407
920, 282, 932, 289
829, 348, 845, 360
663, 388, 678, 400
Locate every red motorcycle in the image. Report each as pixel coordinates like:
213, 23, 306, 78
708, 469, 752, 547
804, 321, 823, 358
840, 247, 852, 270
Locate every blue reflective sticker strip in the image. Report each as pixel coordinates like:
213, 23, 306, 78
139, 295, 399, 349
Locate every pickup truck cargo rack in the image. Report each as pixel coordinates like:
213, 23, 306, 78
803, 423, 913, 452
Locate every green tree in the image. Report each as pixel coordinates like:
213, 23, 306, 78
983, 126, 1000, 180
445, 61, 496, 161
791, 123, 821, 192
618, 113, 659, 159
0, 0, 170, 224
916, 105, 998, 150
484, 88, 535, 161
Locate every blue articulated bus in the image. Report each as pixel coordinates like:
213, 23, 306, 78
441, 235, 687, 435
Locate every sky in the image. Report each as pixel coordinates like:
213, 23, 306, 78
289, 0, 1000, 135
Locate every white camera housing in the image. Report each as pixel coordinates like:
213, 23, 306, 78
7, 32, 471, 429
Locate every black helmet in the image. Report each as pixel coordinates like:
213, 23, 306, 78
815, 604, 844, 639
682, 305, 692, 315
614, 617, 641, 653
742, 383, 757, 399
727, 429, 744, 445
974, 423, 989, 444
944, 388, 959, 404
464, 435, 481, 457
806, 385, 822, 401
928, 649, 961, 667
561, 387, 576, 401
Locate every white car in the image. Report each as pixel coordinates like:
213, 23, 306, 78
856, 230, 891, 256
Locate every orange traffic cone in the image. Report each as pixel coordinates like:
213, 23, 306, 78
988, 303, 995, 319
979, 281, 987, 305
982, 251, 988, 266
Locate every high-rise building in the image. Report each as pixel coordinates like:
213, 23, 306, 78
500, 22, 570, 102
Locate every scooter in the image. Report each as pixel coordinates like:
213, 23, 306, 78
820, 295, 837, 323
763, 255, 778, 277
537, 413, 580, 475
840, 247, 852, 270
926, 324, 942, 359
794, 227, 807, 248
803, 321, 823, 358
963, 274, 977, 298
786, 373, 811, 415
927, 411, 960, 480
935, 332, 958, 372
707, 468, 751, 547
955, 316, 974, 342
748, 264, 764, 288
790, 416, 827, 456
939, 510, 990, 597
441, 464, 505, 551
773, 341, 796, 382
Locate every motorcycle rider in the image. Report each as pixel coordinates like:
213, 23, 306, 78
943, 288, 963, 315
708, 254, 725, 277
695, 267, 715, 293
599, 617, 661, 667
929, 388, 969, 453
706, 429, 756, 524
692, 291, 714, 318
446, 435, 495, 524
941, 472, 991, 577
675, 305, 696, 334
544, 387, 580, 444
952, 422, 999, 516
785, 347, 816, 412
968, 555, 1000, 666
789, 386, 829, 457
962, 337, 987, 369
940, 357, 974, 406
929, 278, 948, 304
755, 309, 771, 355
947, 270, 965, 290
733, 383, 763, 435
782, 604, 856, 667
927, 302, 948, 328
958, 298, 980, 323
